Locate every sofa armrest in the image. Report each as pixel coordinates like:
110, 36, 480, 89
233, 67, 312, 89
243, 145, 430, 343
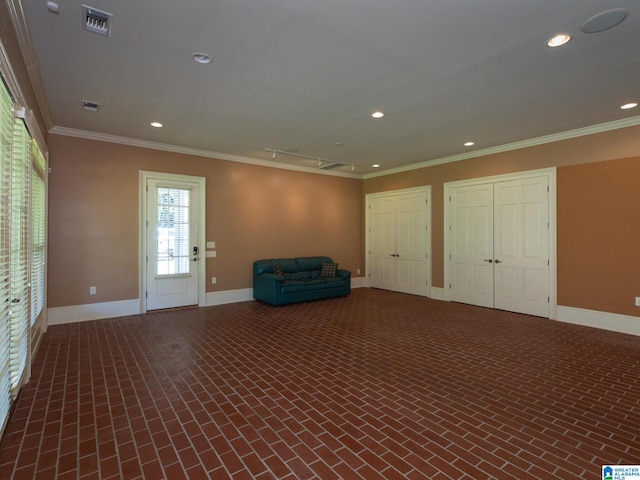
336, 269, 351, 279
260, 273, 284, 281
253, 273, 284, 305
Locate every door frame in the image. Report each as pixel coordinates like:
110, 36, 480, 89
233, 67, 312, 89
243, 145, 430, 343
139, 171, 206, 313
365, 186, 432, 295
443, 167, 557, 319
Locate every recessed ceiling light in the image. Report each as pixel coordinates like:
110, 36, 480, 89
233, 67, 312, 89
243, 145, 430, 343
372, 164, 380, 168
547, 34, 572, 47
371, 111, 384, 119
150, 122, 163, 128
192, 52, 212, 64
620, 102, 638, 110
464, 141, 475, 147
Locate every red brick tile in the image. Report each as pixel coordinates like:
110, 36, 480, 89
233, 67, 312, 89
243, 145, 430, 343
2, 289, 639, 479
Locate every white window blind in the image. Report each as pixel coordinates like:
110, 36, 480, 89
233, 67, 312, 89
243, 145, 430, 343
9, 114, 30, 393
30, 139, 45, 326
156, 187, 191, 276
0, 81, 13, 430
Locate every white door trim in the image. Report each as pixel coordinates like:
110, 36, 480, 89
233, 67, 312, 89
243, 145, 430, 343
365, 186, 432, 296
139, 171, 206, 313
444, 167, 557, 319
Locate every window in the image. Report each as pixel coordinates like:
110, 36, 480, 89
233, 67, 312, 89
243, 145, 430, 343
156, 187, 191, 276
0, 71, 47, 434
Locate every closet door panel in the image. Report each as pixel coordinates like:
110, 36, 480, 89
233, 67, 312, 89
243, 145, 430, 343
494, 176, 549, 317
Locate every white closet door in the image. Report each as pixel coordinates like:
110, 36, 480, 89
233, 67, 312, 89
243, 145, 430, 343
369, 197, 396, 291
494, 176, 549, 317
449, 184, 494, 308
395, 193, 429, 296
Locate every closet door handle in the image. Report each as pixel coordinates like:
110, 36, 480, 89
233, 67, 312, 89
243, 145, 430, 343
494, 259, 502, 264
483, 259, 493, 263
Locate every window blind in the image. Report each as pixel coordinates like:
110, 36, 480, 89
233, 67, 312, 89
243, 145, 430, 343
9, 115, 30, 393
30, 139, 45, 326
0, 80, 12, 430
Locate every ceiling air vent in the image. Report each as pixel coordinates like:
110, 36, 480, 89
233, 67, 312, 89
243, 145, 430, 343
82, 100, 100, 112
81, 4, 113, 36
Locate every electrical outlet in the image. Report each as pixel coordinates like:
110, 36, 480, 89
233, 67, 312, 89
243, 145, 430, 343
89, 286, 96, 295
211, 277, 217, 285
357, 269, 361, 275
636, 297, 640, 307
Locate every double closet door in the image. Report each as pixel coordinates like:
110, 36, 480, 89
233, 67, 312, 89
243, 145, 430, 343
448, 175, 550, 317
368, 188, 431, 297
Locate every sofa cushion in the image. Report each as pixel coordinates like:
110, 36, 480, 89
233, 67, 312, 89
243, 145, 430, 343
284, 271, 311, 281
320, 262, 338, 277
281, 278, 327, 293
324, 276, 346, 287
295, 256, 333, 272
253, 258, 298, 276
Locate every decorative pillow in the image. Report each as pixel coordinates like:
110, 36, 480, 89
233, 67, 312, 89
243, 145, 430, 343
320, 262, 338, 277
273, 264, 284, 276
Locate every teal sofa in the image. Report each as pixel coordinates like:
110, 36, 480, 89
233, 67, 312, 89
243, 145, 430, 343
253, 256, 351, 306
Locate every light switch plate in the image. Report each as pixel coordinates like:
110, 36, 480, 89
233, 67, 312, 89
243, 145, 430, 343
206, 241, 216, 249
205, 251, 216, 258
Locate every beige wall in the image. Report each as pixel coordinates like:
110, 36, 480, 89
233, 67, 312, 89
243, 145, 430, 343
364, 125, 640, 317
557, 156, 640, 317
47, 135, 365, 308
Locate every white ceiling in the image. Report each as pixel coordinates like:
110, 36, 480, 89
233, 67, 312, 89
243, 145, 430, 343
19, 0, 640, 176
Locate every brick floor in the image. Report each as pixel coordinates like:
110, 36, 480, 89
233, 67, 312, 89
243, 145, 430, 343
0, 288, 638, 479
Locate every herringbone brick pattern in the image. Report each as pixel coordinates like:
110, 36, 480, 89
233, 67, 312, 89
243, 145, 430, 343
0, 289, 638, 479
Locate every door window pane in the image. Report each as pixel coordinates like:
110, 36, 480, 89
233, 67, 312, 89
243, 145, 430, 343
156, 187, 191, 276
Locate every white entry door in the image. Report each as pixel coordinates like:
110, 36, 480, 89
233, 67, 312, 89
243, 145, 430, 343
145, 178, 201, 310
369, 188, 430, 296
448, 175, 550, 317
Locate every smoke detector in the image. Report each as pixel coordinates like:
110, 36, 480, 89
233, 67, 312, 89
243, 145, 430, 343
81, 4, 113, 36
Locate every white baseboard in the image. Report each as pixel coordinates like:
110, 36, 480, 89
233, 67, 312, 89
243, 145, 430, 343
351, 277, 366, 289
430, 287, 445, 300
206, 288, 253, 306
48, 299, 141, 325
557, 306, 640, 336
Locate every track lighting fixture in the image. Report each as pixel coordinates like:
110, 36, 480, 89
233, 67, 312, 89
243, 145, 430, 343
264, 148, 356, 173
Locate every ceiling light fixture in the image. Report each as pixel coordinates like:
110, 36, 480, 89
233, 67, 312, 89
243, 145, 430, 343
547, 34, 572, 47
620, 102, 638, 110
192, 52, 212, 64
150, 122, 163, 128
464, 141, 475, 147
372, 164, 380, 168
371, 111, 384, 119
264, 148, 355, 172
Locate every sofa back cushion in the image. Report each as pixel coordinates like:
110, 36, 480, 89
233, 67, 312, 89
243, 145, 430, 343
295, 256, 334, 272
253, 258, 298, 276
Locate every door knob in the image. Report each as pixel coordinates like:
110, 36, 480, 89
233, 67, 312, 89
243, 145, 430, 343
494, 259, 502, 264
483, 259, 493, 263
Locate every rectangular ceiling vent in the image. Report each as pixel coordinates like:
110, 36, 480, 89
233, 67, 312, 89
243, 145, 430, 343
82, 100, 100, 112
81, 5, 113, 36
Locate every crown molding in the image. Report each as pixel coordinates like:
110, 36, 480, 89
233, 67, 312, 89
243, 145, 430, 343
49, 126, 362, 179
5, 0, 54, 131
363, 115, 640, 179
